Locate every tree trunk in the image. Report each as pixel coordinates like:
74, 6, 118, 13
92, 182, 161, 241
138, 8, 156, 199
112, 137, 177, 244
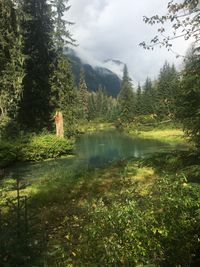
54, 111, 64, 138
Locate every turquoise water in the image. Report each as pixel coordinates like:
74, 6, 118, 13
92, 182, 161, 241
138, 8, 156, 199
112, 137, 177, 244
8, 130, 181, 179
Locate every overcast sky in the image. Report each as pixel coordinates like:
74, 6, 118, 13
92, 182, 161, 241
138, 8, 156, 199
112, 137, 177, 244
68, 0, 191, 84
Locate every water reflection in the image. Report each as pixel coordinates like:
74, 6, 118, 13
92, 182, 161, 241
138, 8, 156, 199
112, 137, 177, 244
74, 130, 169, 168
8, 130, 178, 179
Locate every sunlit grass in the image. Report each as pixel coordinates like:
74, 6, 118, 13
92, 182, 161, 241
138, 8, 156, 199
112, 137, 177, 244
129, 127, 189, 145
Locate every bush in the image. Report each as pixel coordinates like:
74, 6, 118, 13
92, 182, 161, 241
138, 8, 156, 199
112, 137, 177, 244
0, 134, 75, 167
0, 142, 18, 168
81, 174, 200, 266
0, 115, 20, 139
19, 134, 75, 162
133, 115, 158, 126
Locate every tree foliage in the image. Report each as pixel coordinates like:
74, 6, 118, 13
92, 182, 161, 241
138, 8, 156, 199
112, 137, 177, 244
118, 65, 135, 124
176, 46, 200, 147
78, 68, 89, 120
155, 62, 179, 119
18, 0, 54, 131
140, 0, 200, 54
0, 0, 25, 120
50, 0, 78, 136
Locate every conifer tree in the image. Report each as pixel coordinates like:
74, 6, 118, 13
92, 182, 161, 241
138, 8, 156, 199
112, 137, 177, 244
176, 45, 200, 148
142, 77, 155, 115
118, 65, 135, 124
50, 0, 78, 136
88, 92, 97, 120
79, 68, 89, 120
0, 0, 25, 129
19, 0, 54, 130
156, 61, 179, 119
135, 84, 142, 115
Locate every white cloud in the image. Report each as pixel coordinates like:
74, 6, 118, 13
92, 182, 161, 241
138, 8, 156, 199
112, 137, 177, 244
67, 0, 191, 85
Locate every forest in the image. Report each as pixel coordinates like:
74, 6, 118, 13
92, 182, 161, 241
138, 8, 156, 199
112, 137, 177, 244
0, 0, 200, 266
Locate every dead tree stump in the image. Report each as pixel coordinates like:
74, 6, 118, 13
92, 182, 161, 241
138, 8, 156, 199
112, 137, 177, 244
54, 111, 64, 138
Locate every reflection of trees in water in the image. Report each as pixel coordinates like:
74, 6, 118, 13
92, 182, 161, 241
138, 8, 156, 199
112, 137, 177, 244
76, 130, 168, 167
8, 130, 172, 179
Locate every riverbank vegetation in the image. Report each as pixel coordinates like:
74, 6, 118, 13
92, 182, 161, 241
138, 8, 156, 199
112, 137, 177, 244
0, 134, 75, 168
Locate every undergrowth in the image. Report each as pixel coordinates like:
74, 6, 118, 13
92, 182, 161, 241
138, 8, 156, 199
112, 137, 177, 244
0, 134, 75, 168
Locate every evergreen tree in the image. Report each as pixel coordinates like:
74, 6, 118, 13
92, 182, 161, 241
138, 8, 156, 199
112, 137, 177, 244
19, 0, 54, 131
95, 85, 105, 118
176, 45, 200, 148
156, 61, 179, 119
0, 0, 25, 136
118, 65, 135, 124
88, 92, 97, 120
135, 83, 142, 115
79, 68, 89, 120
50, 0, 78, 136
142, 77, 155, 115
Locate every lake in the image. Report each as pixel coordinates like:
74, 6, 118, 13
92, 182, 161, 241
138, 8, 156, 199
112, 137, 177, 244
8, 130, 182, 180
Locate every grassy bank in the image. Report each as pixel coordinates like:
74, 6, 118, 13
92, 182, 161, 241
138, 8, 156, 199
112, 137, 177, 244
127, 125, 190, 146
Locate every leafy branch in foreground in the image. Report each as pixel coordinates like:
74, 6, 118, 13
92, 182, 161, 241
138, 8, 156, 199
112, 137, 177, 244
139, 0, 200, 55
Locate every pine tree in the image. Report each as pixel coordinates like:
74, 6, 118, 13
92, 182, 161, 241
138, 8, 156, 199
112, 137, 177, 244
176, 45, 200, 148
88, 92, 97, 120
0, 0, 25, 130
79, 68, 89, 120
156, 61, 179, 119
142, 77, 155, 115
118, 65, 135, 124
135, 83, 142, 115
50, 0, 78, 137
19, 0, 54, 131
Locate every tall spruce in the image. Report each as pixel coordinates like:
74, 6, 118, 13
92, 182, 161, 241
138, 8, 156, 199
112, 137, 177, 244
176, 45, 200, 148
135, 83, 142, 115
79, 68, 89, 120
0, 0, 25, 123
118, 65, 135, 124
156, 61, 179, 119
142, 77, 155, 115
50, 0, 78, 136
19, 0, 54, 131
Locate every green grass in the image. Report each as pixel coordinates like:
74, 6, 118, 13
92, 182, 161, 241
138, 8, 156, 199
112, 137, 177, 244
128, 126, 190, 145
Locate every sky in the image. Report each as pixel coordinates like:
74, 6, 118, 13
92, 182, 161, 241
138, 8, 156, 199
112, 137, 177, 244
67, 0, 191, 85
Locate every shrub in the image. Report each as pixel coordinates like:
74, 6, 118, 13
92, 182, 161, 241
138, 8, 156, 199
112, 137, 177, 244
81, 174, 200, 266
0, 115, 20, 139
133, 115, 158, 126
0, 141, 18, 168
0, 134, 75, 167
19, 134, 75, 162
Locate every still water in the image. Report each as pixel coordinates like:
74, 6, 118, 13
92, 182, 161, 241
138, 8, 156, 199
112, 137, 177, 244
8, 130, 181, 179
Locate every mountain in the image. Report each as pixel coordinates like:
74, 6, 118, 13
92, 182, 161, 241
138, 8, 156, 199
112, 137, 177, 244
66, 50, 121, 97
103, 59, 125, 78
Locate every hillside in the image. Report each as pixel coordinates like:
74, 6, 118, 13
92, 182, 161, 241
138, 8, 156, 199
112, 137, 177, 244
67, 51, 121, 97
